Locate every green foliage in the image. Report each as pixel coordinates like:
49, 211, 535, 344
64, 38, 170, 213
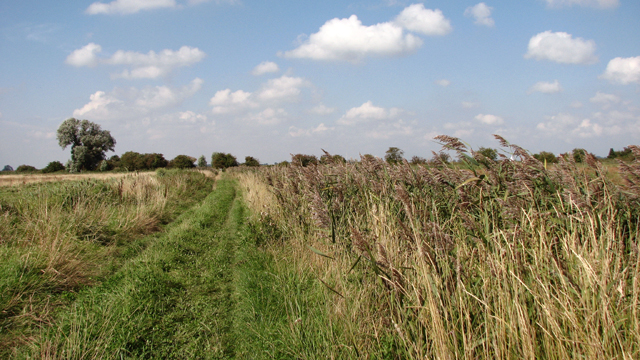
477, 147, 498, 161
212, 152, 239, 169
1, 165, 13, 172
197, 155, 207, 168
98, 160, 110, 172
533, 151, 558, 164
320, 154, 346, 165
57, 118, 116, 171
608, 147, 634, 161
410, 155, 427, 165
384, 147, 404, 164
572, 148, 587, 163
291, 154, 318, 167
42, 161, 65, 173
243, 156, 260, 167
107, 155, 121, 169
169, 155, 195, 169
16, 165, 37, 173
120, 152, 168, 171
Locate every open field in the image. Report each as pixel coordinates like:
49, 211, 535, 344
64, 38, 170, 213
2, 141, 639, 358
0, 172, 151, 187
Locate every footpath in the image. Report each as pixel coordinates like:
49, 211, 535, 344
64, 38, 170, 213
35, 177, 281, 359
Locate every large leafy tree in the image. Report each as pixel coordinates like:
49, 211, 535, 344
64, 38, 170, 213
385, 147, 404, 164
57, 118, 115, 171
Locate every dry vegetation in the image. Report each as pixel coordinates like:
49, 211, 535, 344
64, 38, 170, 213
0, 172, 149, 187
237, 136, 640, 358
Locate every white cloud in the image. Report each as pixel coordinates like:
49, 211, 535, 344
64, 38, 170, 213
309, 104, 336, 115
365, 120, 414, 139
86, 0, 177, 15
106, 46, 206, 79
73, 78, 203, 120
544, 0, 619, 8
536, 110, 639, 140
281, 15, 422, 62
337, 101, 400, 125
589, 91, 620, 108
248, 108, 287, 125
394, 4, 452, 36
435, 79, 450, 87
528, 80, 562, 94
252, 61, 280, 76
179, 110, 207, 123
258, 75, 309, 101
65, 43, 102, 67
524, 31, 597, 64
571, 101, 583, 108
600, 56, 640, 85
65, 44, 205, 79
288, 123, 334, 137
475, 113, 504, 125
464, 3, 495, 27
209, 89, 256, 113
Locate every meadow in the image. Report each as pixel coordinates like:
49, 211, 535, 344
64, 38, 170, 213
1, 136, 639, 359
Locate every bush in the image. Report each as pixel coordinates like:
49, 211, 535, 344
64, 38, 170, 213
291, 154, 318, 167
169, 155, 195, 169
16, 165, 38, 173
243, 156, 260, 167
211, 152, 239, 169
385, 147, 404, 164
477, 147, 498, 161
197, 155, 207, 168
320, 154, 346, 165
410, 156, 428, 165
2, 165, 14, 172
533, 151, 558, 164
42, 161, 65, 173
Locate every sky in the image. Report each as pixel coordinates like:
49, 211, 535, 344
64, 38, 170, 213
1, 0, 639, 168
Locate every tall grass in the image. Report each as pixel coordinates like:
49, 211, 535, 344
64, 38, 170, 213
241, 136, 640, 358
0, 170, 214, 356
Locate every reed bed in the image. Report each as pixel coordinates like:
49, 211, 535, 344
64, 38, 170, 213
0, 170, 214, 355
242, 135, 640, 359
0, 172, 149, 187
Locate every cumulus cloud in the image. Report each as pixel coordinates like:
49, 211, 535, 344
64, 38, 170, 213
544, 0, 619, 8
435, 79, 450, 87
86, 0, 177, 15
537, 113, 606, 139
462, 101, 480, 108
251, 61, 280, 76
589, 91, 620, 109
73, 78, 203, 120
281, 15, 422, 62
65, 44, 205, 79
464, 3, 495, 27
528, 80, 562, 94
65, 43, 102, 67
309, 104, 336, 115
394, 4, 452, 36
524, 31, 597, 64
337, 101, 400, 125
600, 56, 640, 85
475, 113, 504, 125
288, 123, 334, 137
179, 110, 208, 123
209, 89, 256, 113
258, 75, 309, 101
248, 108, 287, 125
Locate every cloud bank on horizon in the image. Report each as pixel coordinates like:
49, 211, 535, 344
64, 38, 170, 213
0, 0, 639, 168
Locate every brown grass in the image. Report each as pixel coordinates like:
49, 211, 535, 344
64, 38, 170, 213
0, 172, 154, 187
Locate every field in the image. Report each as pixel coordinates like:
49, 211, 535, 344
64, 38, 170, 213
1, 139, 639, 358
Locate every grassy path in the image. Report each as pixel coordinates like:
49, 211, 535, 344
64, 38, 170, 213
25, 177, 279, 359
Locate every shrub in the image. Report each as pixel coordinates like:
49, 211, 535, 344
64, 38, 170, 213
533, 151, 558, 164
42, 161, 65, 173
169, 155, 195, 169
410, 156, 428, 165
2, 165, 14, 172
244, 156, 260, 167
211, 152, 239, 169
16, 165, 38, 173
477, 147, 498, 161
197, 155, 207, 168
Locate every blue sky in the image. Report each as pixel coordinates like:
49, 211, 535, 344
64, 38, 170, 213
1, 0, 639, 167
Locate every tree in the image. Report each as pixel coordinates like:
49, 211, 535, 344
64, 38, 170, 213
291, 154, 318, 167
57, 118, 115, 171
16, 165, 38, 173
211, 152, 239, 169
169, 155, 195, 169
244, 156, 260, 167
2, 165, 13, 172
410, 156, 427, 165
320, 154, 346, 165
533, 151, 558, 164
42, 161, 65, 173
385, 147, 404, 164
197, 155, 207, 168
477, 147, 498, 161
572, 148, 586, 163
